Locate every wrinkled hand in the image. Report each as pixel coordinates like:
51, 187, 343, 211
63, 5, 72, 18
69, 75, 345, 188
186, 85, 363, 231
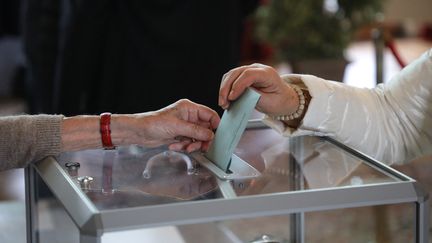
131, 99, 220, 152
218, 63, 299, 116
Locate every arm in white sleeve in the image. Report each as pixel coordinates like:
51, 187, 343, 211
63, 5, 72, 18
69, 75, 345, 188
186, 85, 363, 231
264, 49, 432, 165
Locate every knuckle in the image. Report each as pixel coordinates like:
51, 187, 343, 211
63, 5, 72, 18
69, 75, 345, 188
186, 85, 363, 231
242, 68, 254, 77
178, 99, 191, 106
250, 63, 264, 68
222, 72, 230, 81
262, 65, 274, 72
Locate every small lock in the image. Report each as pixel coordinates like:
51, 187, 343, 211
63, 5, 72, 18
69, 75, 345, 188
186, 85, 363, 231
65, 162, 80, 170
65, 162, 80, 177
77, 176, 94, 190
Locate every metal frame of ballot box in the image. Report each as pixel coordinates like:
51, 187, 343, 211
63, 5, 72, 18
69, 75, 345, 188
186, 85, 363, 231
25, 120, 429, 243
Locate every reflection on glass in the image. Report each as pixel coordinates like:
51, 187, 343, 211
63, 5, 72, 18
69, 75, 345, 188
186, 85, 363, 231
176, 203, 414, 243
56, 127, 400, 210
58, 146, 219, 210
233, 130, 400, 196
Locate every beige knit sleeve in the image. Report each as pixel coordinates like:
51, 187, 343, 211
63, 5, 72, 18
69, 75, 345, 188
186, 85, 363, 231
0, 114, 63, 171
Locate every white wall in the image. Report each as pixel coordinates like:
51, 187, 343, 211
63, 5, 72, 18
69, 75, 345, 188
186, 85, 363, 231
383, 0, 432, 34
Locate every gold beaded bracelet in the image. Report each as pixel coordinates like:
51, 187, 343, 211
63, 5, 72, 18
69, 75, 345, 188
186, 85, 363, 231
273, 84, 306, 121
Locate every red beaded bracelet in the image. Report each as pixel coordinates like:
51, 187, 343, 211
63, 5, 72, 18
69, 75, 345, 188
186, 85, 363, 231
100, 112, 115, 150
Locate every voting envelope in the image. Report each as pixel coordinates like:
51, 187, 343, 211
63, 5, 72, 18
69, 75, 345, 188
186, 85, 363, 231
205, 88, 261, 172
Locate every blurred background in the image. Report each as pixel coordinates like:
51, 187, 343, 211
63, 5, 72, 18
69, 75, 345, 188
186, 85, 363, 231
1, 0, 432, 242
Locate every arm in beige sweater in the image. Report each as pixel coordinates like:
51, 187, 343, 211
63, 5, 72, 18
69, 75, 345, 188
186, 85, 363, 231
0, 115, 63, 170
0, 99, 221, 171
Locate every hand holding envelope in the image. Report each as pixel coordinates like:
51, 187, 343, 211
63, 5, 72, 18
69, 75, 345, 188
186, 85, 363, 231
205, 88, 261, 172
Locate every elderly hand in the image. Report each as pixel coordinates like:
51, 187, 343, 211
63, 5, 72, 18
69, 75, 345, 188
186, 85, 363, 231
62, 99, 220, 153
112, 99, 220, 152
218, 63, 300, 116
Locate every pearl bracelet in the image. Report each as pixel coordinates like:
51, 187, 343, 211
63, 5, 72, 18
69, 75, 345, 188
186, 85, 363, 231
273, 84, 306, 121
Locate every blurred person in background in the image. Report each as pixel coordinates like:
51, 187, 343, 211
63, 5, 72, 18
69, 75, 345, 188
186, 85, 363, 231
23, 0, 258, 116
0, 0, 25, 101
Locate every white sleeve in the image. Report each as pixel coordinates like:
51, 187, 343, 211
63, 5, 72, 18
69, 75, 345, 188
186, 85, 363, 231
264, 49, 432, 165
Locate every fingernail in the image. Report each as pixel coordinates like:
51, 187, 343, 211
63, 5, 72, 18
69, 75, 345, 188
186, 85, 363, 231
228, 90, 234, 99
218, 100, 224, 107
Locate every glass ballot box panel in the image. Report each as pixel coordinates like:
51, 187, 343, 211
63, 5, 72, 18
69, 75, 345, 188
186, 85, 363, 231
55, 129, 400, 211
31, 184, 416, 243
27, 123, 428, 243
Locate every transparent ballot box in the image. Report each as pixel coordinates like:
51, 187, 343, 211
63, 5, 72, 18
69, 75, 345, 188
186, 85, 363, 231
25, 120, 429, 243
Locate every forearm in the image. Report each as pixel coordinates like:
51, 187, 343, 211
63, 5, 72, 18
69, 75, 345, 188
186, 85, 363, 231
300, 51, 432, 164
61, 114, 151, 151
264, 75, 399, 163
265, 49, 432, 164
61, 115, 102, 151
62, 112, 161, 151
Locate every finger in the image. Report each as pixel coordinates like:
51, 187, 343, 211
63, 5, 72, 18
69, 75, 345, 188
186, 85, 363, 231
169, 143, 184, 151
187, 105, 199, 124
183, 101, 220, 129
201, 141, 211, 152
228, 67, 269, 101
186, 141, 203, 153
195, 105, 220, 129
173, 119, 215, 142
178, 100, 220, 129
195, 121, 211, 129
169, 139, 192, 151
219, 65, 250, 109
